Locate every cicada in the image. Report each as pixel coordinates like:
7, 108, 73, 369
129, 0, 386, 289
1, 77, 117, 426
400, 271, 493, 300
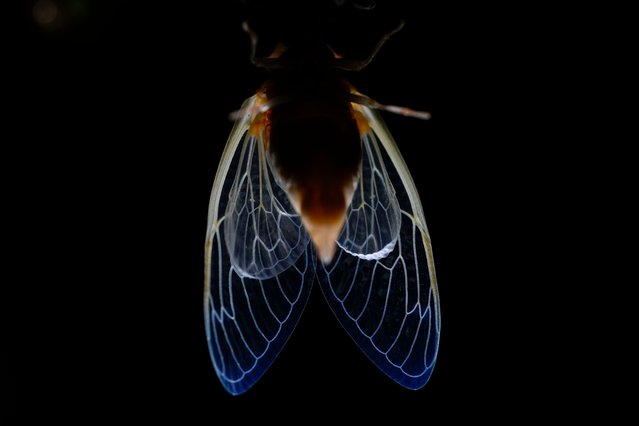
204, 19, 440, 395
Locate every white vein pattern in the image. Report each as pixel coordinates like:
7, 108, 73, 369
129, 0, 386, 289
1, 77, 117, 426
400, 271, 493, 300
224, 125, 310, 280
205, 96, 314, 395
205, 97, 439, 394
318, 104, 440, 389
337, 131, 401, 260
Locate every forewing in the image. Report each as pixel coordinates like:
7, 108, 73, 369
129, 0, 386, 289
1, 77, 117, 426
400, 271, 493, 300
318, 104, 440, 390
205, 96, 314, 395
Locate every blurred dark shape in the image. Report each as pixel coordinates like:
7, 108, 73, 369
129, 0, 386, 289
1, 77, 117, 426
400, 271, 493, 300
27, 0, 112, 44
33, 0, 58, 26
31, 0, 88, 30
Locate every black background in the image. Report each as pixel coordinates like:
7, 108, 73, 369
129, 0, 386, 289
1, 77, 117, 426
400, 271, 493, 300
15, 0, 565, 422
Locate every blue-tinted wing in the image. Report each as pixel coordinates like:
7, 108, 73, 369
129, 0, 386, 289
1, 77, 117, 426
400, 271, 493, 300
318, 103, 440, 389
205, 96, 314, 395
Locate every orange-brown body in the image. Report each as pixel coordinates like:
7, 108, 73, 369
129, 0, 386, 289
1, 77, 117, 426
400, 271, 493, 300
258, 71, 362, 262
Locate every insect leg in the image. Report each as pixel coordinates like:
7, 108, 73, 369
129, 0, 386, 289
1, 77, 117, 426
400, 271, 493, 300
333, 20, 405, 71
243, 21, 288, 69
349, 93, 431, 120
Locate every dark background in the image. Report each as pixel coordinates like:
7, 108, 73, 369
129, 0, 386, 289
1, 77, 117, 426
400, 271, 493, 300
15, 0, 566, 422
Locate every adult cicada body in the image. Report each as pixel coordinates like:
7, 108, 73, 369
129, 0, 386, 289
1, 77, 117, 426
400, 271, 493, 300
204, 17, 440, 395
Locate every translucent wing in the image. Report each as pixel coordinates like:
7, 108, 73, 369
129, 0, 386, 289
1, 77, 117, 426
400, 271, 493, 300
204, 96, 314, 395
223, 110, 311, 280
318, 103, 440, 389
337, 127, 401, 260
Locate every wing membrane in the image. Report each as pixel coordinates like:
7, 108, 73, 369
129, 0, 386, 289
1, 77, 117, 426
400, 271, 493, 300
205, 96, 314, 395
318, 104, 440, 389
